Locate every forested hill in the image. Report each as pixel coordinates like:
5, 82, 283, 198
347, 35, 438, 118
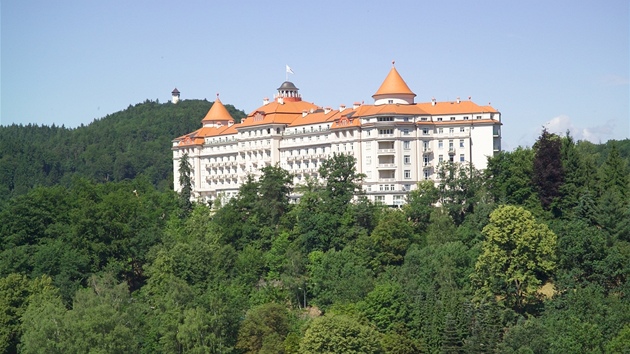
0, 99, 246, 202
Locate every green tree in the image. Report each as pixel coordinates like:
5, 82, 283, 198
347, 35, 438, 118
436, 162, 483, 225
403, 180, 439, 235
300, 314, 383, 354
178, 153, 193, 215
307, 249, 374, 308
474, 205, 557, 311
359, 282, 410, 333
486, 147, 537, 207
369, 209, 415, 270
256, 165, 293, 228
236, 303, 291, 354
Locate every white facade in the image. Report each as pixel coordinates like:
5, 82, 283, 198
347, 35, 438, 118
173, 66, 501, 206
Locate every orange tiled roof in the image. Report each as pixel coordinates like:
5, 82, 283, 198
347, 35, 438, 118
201, 97, 234, 123
416, 100, 498, 115
288, 109, 341, 127
349, 104, 428, 118
174, 123, 236, 146
238, 100, 319, 128
373, 65, 416, 98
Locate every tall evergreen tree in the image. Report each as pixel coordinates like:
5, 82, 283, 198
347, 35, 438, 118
532, 128, 564, 210
178, 153, 193, 216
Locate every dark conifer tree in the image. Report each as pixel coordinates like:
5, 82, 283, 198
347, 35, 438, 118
532, 128, 565, 210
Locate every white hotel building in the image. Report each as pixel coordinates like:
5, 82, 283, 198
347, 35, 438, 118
173, 64, 502, 206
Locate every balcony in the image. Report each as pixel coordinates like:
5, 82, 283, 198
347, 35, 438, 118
377, 163, 396, 169
378, 178, 396, 182
377, 148, 395, 154
422, 148, 432, 153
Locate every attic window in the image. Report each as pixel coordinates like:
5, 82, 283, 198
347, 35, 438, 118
388, 99, 394, 104
450, 117, 456, 121
437, 117, 443, 121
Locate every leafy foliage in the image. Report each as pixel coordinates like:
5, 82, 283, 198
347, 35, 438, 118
1, 116, 628, 352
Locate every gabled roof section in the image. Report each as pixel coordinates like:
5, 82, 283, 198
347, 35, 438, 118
201, 97, 234, 124
372, 64, 416, 98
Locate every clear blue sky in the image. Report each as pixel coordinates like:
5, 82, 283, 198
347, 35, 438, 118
2, 0, 628, 149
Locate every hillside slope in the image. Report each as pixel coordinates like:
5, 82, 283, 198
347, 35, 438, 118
0, 99, 246, 202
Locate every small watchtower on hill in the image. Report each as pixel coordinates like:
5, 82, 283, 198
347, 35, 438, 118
171, 88, 180, 104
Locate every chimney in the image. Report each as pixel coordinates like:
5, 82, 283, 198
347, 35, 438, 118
339, 104, 346, 112
302, 110, 308, 117
228, 120, 234, 127
324, 107, 331, 114
353, 101, 361, 109
263, 97, 270, 105
456, 97, 460, 104
431, 98, 436, 106
277, 97, 284, 105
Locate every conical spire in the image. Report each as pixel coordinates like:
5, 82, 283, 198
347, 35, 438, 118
372, 61, 416, 100
202, 94, 233, 124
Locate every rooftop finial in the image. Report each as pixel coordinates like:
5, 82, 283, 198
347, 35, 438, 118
392, 60, 395, 67
216, 93, 220, 100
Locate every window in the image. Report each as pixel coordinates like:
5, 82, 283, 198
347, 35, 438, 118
423, 156, 429, 166
437, 117, 443, 121
449, 140, 454, 150
404, 184, 411, 191
403, 128, 410, 135
388, 99, 394, 104
450, 117, 456, 121
449, 127, 454, 135
367, 185, 372, 192
366, 156, 372, 165
404, 170, 411, 179
460, 154, 465, 162
439, 155, 444, 163
460, 127, 465, 133
379, 129, 394, 135
438, 140, 444, 149
375, 196, 385, 203
403, 141, 410, 150
476, 115, 482, 119
438, 128, 444, 134
421, 117, 428, 121
404, 155, 411, 164
403, 117, 409, 122
463, 116, 469, 120
424, 170, 430, 180
460, 139, 464, 148
422, 128, 429, 135
366, 142, 371, 150
377, 117, 394, 122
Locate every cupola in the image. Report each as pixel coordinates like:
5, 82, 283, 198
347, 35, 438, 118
275, 81, 302, 103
